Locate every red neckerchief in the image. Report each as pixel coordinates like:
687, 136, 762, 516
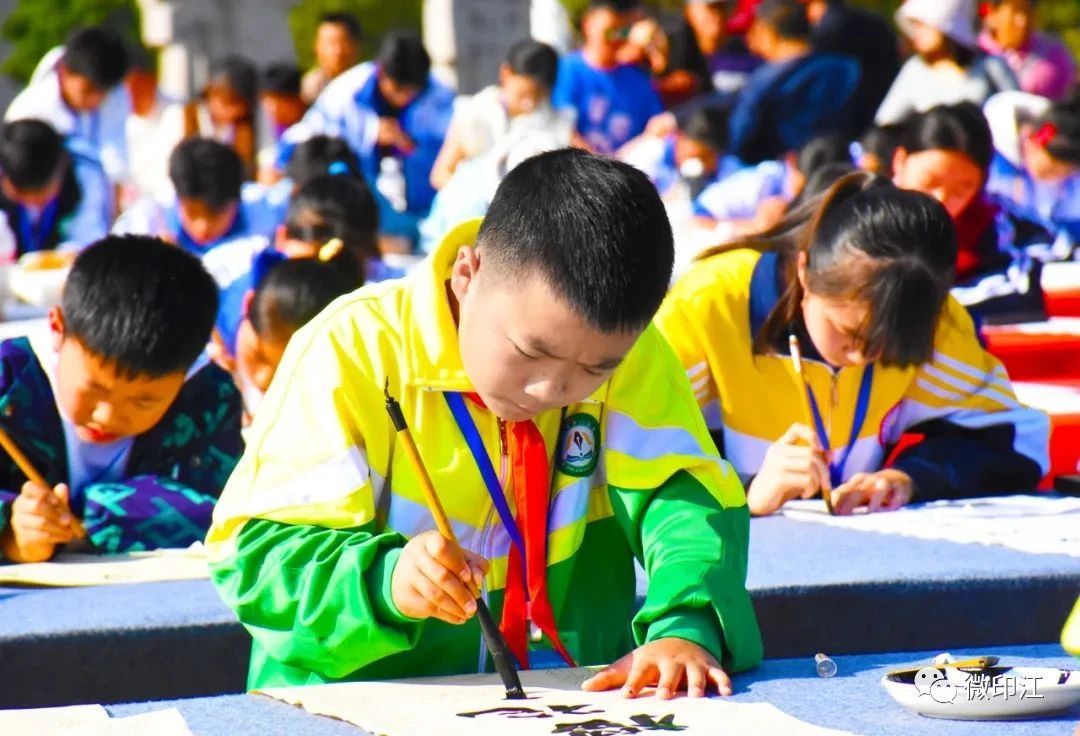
954, 194, 999, 282
466, 394, 575, 669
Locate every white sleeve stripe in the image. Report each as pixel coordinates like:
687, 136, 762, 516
916, 377, 1021, 411
931, 351, 1015, 396
243, 444, 372, 517
686, 361, 709, 379
922, 363, 1017, 406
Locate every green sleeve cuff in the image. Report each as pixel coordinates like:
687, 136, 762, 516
643, 606, 726, 664
367, 546, 422, 627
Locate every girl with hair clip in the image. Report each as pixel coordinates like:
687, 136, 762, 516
655, 172, 1049, 516
893, 101, 1055, 321
231, 240, 359, 421
985, 91, 1080, 248
207, 172, 392, 385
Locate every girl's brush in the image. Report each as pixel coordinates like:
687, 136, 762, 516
789, 335, 835, 515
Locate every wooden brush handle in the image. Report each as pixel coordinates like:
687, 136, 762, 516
0, 425, 87, 539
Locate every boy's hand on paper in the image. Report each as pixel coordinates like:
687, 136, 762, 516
0, 482, 77, 562
747, 423, 831, 516
581, 637, 732, 699
831, 469, 913, 515
391, 530, 489, 625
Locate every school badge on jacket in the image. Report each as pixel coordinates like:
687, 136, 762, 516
558, 414, 599, 477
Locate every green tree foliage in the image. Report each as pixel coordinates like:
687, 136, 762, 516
1, 0, 140, 84
288, 0, 423, 71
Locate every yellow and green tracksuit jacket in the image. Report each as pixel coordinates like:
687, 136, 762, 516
654, 249, 1050, 500
1064, 597, 1080, 657
206, 219, 763, 688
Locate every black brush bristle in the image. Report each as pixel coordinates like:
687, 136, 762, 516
475, 599, 526, 699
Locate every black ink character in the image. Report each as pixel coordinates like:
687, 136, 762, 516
629, 714, 687, 731
458, 706, 552, 719
548, 705, 604, 716
551, 719, 641, 735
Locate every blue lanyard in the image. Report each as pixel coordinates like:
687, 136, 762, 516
805, 366, 875, 488
17, 198, 60, 254
444, 392, 526, 559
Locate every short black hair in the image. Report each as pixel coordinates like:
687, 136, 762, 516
319, 12, 362, 41
755, 0, 811, 40
788, 161, 856, 209
169, 138, 244, 211
249, 258, 357, 342
505, 39, 558, 90
796, 133, 852, 178
859, 123, 904, 177
261, 63, 302, 96
901, 102, 994, 177
62, 26, 130, 90
286, 173, 379, 263
478, 148, 673, 333
62, 235, 219, 378
127, 44, 156, 74
285, 135, 362, 186
377, 30, 430, 89
588, 0, 642, 11
681, 106, 729, 152
0, 120, 67, 191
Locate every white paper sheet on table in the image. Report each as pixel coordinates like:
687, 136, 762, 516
0, 705, 111, 733
71, 708, 193, 736
0, 706, 193, 736
0, 543, 209, 587
782, 496, 1080, 557
258, 667, 855, 736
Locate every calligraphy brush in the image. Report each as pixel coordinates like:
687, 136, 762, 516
0, 424, 87, 539
384, 381, 527, 700
788, 335, 835, 515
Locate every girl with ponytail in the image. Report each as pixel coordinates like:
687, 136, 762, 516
655, 171, 1049, 516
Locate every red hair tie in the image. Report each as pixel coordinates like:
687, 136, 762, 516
1031, 122, 1058, 148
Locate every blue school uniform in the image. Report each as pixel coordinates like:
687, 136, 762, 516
4, 47, 130, 184
952, 194, 1055, 322
552, 51, 663, 155
0, 141, 111, 258
112, 183, 281, 257
275, 62, 455, 246
417, 157, 495, 254
637, 136, 742, 198
987, 152, 1080, 258
693, 159, 790, 221
728, 53, 860, 164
